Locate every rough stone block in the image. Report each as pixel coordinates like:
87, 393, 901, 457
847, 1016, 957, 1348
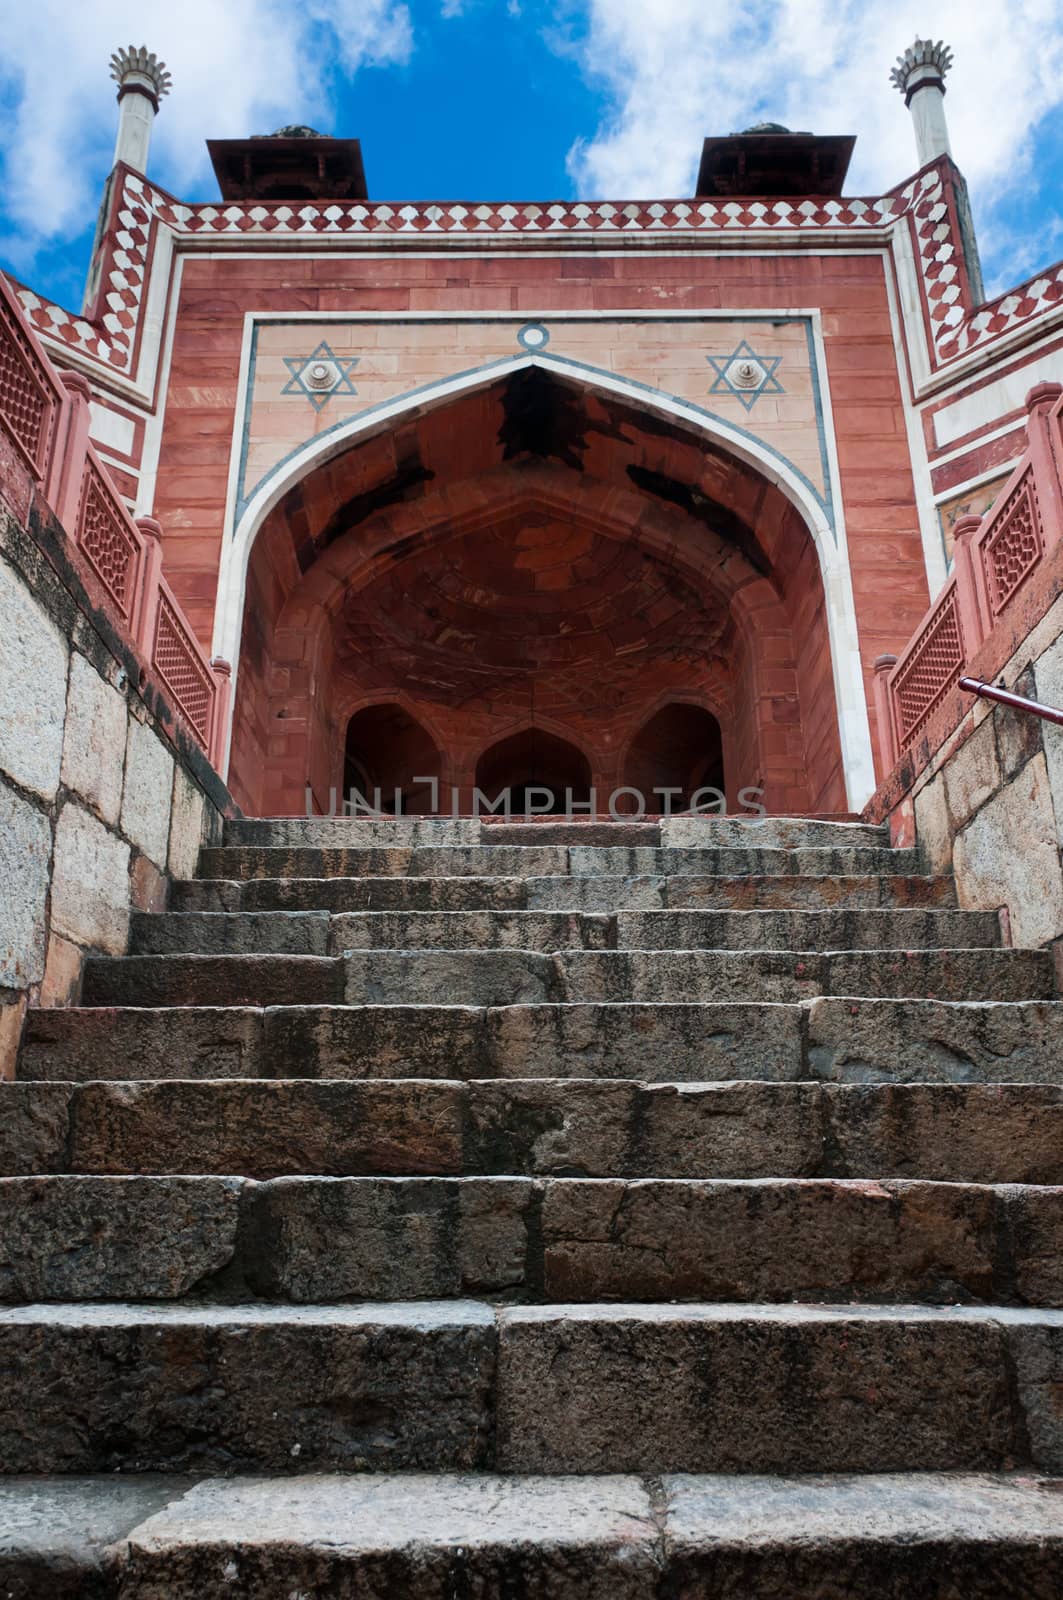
662, 1472, 1063, 1597
67, 1079, 464, 1177
245, 1176, 534, 1300
60, 652, 126, 825
1033, 629, 1063, 832
39, 934, 83, 1007
167, 765, 206, 881
466, 1080, 636, 1176
825, 1083, 1063, 1183
0, 553, 68, 801
49, 802, 130, 956
540, 1178, 998, 1303
954, 754, 1063, 948
260, 1005, 485, 1080
1003, 1186, 1063, 1305
943, 717, 1000, 831
913, 774, 952, 875
0, 1084, 72, 1175
0, 992, 26, 1082
0, 780, 52, 988
120, 717, 173, 869
0, 1301, 495, 1472
495, 1304, 1016, 1473
0, 1176, 242, 1300
1008, 1315, 1063, 1472
484, 1002, 803, 1082
116, 1473, 659, 1599
81, 953, 344, 1008
806, 998, 1063, 1085
18, 1007, 264, 1082
131, 911, 330, 956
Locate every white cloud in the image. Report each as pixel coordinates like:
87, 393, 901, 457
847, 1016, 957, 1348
0, 0, 411, 269
563, 0, 1063, 291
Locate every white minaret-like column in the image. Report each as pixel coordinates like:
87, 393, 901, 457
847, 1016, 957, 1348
109, 45, 172, 173
890, 38, 954, 167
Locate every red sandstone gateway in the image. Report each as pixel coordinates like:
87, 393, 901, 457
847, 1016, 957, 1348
9, 36, 1058, 821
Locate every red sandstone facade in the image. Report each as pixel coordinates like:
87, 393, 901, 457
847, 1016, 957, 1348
9, 52, 1062, 817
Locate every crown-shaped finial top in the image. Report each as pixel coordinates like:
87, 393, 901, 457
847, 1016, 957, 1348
109, 45, 172, 100
890, 38, 954, 95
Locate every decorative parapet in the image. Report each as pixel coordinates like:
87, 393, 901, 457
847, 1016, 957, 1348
876, 382, 1063, 772
10, 159, 978, 380
0, 270, 227, 765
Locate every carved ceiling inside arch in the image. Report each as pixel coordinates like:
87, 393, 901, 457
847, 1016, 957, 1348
334, 505, 737, 722
270, 368, 798, 586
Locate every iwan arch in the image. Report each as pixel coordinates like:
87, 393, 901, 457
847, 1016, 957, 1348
217, 351, 873, 816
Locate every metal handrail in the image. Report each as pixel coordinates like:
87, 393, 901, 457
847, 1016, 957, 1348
959, 676, 1063, 728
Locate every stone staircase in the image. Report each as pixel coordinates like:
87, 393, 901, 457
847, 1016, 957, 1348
5, 814, 1063, 1595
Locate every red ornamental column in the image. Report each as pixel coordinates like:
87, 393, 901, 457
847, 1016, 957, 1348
1025, 382, 1063, 552
950, 514, 990, 655
133, 515, 165, 656
872, 653, 899, 777
209, 657, 233, 773
53, 371, 93, 533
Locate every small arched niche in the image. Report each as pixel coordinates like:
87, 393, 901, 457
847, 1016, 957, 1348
623, 703, 726, 813
475, 728, 591, 815
343, 703, 441, 815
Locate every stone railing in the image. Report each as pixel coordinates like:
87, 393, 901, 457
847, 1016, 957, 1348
874, 382, 1063, 771
0, 272, 229, 766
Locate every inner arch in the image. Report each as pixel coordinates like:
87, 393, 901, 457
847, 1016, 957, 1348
227, 367, 855, 816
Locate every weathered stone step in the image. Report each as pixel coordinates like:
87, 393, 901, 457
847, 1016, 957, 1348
4, 1175, 1063, 1308
224, 816, 889, 850
8, 1078, 1063, 1182
174, 871, 959, 914
24, 1000, 1063, 1087
5, 1471, 1063, 1599
494, 1302, 1063, 1475
3, 1301, 1063, 1474
130, 907, 1000, 956
80, 947, 1054, 1009
197, 843, 922, 881
0, 1301, 494, 1473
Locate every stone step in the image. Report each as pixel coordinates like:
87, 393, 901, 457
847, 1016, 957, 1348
197, 843, 922, 881
5, 1471, 1063, 1599
80, 947, 1054, 1009
2, 1301, 1063, 1475
3, 1174, 1063, 1308
8, 1078, 1063, 1182
223, 816, 889, 850
493, 1302, 1063, 1475
0, 1301, 494, 1473
130, 906, 1000, 957
23, 1000, 1063, 1086
174, 871, 959, 914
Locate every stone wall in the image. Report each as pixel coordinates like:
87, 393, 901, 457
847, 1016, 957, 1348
0, 495, 233, 1076
870, 559, 1063, 950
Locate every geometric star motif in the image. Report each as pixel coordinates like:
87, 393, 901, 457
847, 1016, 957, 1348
282, 340, 359, 411
706, 339, 784, 411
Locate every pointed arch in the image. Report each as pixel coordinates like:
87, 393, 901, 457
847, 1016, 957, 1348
217, 354, 875, 807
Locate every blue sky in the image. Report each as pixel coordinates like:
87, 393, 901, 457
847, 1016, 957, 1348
2, 0, 1062, 312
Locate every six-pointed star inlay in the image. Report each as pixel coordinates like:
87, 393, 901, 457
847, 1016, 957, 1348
706, 340, 784, 411
282, 341, 359, 411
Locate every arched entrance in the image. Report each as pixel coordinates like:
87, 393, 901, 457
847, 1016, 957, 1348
225, 365, 857, 816
475, 729, 592, 815
343, 703, 441, 814
624, 704, 726, 813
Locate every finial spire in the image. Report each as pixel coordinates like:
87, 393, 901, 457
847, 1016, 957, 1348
890, 37, 954, 166
108, 45, 171, 173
